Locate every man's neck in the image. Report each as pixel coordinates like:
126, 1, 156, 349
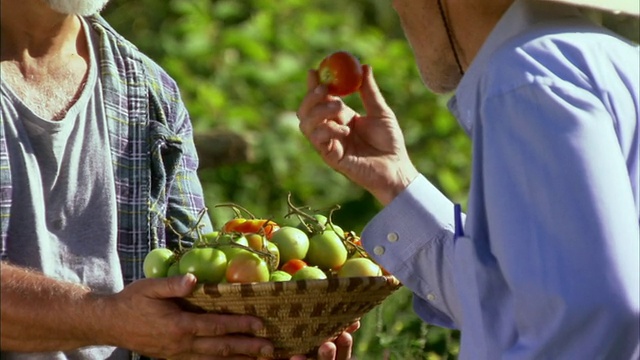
0, 0, 91, 121
0, 0, 83, 63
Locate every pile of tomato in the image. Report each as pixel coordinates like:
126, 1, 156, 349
143, 200, 386, 284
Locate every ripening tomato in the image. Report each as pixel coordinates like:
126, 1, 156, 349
317, 51, 364, 97
143, 248, 175, 278
281, 258, 308, 276
226, 252, 270, 284
337, 258, 382, 278
223, 218, 280, 239
245, 233, 266, 250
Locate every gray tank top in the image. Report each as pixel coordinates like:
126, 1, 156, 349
1, 17, 129, 359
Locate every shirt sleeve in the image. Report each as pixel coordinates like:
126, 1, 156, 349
165, 100, 214, 245
360, 175, 462, 329
477, 79, 639, 354
148, 64, 214, 248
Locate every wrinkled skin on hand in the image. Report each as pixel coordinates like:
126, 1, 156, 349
101, 274, 357, 360
296, 65, 419, 206
102, 274, 274, 359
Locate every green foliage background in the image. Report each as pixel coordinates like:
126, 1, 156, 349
103, 1, 470, 358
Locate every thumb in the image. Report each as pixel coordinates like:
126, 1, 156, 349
146, 273, 198, 299
307, 69, 320, 92
358, 65, 392, 116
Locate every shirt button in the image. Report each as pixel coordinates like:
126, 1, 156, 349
373, 245, 385, 256
427, 293, 436, 301
386, 232, 399, 243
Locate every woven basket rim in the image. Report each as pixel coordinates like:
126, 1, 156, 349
192, 275, 401, 295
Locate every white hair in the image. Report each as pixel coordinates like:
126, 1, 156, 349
43, 0, 110, 16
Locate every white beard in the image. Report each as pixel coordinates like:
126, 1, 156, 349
43, 0, 110, 16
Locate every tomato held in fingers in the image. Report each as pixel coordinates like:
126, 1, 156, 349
318, 51, 364, 97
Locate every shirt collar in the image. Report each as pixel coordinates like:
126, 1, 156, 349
447, 0, 583, 132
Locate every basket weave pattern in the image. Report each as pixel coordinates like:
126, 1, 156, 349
181, 275, 402, 359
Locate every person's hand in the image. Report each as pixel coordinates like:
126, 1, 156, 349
297, 65, 419, 205
99, 274, 274, 359
289, 321, 360, 360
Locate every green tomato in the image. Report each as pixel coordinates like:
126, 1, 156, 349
296, 214, 327, 234
296, 214, 346, 239
326, 223, 345, 238
270, 226, 309, 265
166, 261, 181, 277
306, 230, 348, 270
201, 231, 220, 245
291, 266, 327, 281
269, 270, 292, 282
143, 248, 175, 278
337, 258, 382, 278
217, 235, 250, 260
179, 248, 227, 283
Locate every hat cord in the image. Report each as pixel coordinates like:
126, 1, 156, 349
437, 0, 465, 76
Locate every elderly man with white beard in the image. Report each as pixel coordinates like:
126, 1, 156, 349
0, 1, 356, 359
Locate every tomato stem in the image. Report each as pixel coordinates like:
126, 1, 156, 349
284, 193, 322, 229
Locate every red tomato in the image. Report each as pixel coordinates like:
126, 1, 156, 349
223, 218, 247, 233
317, 51, 364, 97
281, 259, 308, 276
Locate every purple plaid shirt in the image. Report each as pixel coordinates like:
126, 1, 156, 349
0, 15, 213, 285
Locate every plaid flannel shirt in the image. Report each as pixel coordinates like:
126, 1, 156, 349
0, 15, 213, 286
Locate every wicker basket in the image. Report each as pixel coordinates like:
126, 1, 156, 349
179, 275, 402, 359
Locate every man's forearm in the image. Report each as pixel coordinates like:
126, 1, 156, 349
0, 262, 109, 352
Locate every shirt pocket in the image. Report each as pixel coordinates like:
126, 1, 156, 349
148, 120, 184, 214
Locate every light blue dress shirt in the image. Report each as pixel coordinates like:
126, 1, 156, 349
361, 1, 640, 359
